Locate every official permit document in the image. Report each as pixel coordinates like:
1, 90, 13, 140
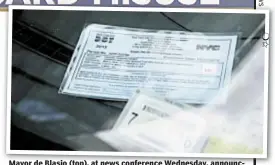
59, 24, 238, 104
95, 91, 209, 153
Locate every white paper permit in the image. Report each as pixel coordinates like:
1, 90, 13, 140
95, 91, 209, 153
59, 24, 238, 104
113, 89, 194, 129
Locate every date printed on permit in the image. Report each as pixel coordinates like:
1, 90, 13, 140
59, 24, 238, 104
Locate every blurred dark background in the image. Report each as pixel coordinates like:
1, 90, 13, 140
11, 124, 72, 150
10, 9, 265, 151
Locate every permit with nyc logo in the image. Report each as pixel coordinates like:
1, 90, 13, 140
59, 24, 238, 104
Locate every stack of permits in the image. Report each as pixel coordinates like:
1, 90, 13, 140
95, 39, 265, 153
95, 90, 264, 154
59, 24, 238, 104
